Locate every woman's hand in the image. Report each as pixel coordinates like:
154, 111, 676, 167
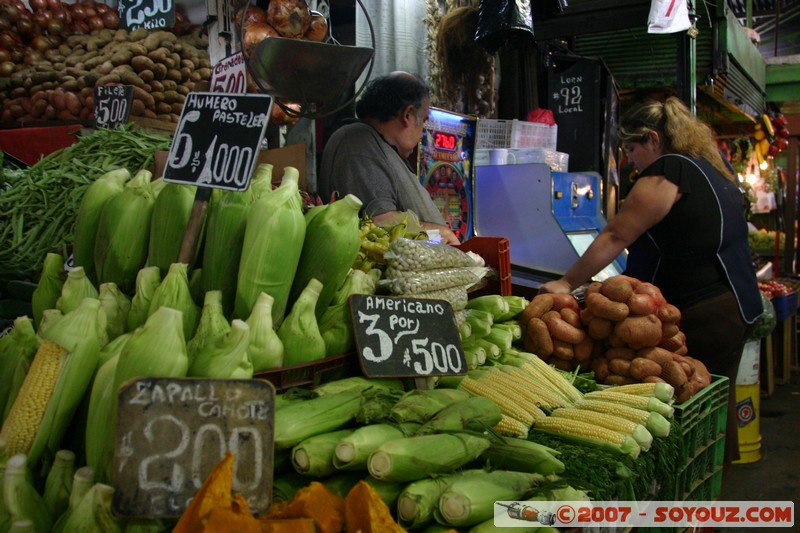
538, 278, 573, 295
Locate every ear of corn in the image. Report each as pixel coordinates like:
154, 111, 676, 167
604, 382, 675, 403
584, 390, 675, 418
55, 267, 98, 316
0, 340, 68, 459
98, 282, 131, 341
463, 308, 493, 338
319, 269, 376, 357
533, 416, 641, 458
2, 454, 54, 533
72, 168, 129, 283
520, 356, 583, 404
479, 368, 562, 412
274, 390, 362, 449
482, 435, 565, 475
147, 182, 199, 275
461, 342, 486, 370
57, 483, 121, 533
94, 169, 155, 293
465, 294, 511, 322
458, 376, 542, 426
125, 266, 161, 332
289, 194, 363, 320
31, 252, 65, 329
389, 388, 471, 424
188, 319, 253, 379
573, 398, 672, 437
494, 295, 530, 322
42, 449, 76, 520
147, 262, 201, 341
484, 325, 513, 351
84, 354, 120, 481
0, 316, 39, 420
234, 166, 306, 323
436, 469, 547, 527
51, 466, 96, 533
396, 475, 454, 529
278, 278, 327, 366
333, 424, 406, 471
492, 415, 529, 438
551, 407, 653, 451
187, 290, 231, 364
496, 365, 572, 409
291, 429, 355, 478
491, 320, 522, 341
417, 396, 502, 435
245, 292, 284, 371
36, 309, 63, 337
367, 433, 491, 482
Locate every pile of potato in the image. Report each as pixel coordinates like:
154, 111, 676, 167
0, 27, 210, 124
521, 275, 712, 402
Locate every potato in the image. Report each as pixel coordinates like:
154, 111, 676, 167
637, 346, 674, 367
587, 316, 612, 340
627, 292, 658, 316
629, 357, 663, 379
657, 303, 681, 324
658, 333, 684, 352
591, 357, 610, 382
559, 308, 581, 329
600, 276, 634, 303
156, 102, 172, 114
551, 339, 574, 361
605, 347, 636, 360
642, 375, 667, 384
131, 55, 156, 73
584, 281, 604, 297
573, 336, 594, 363
552, 358, 573, 371
608, 357, 631, 377
661, 360, 688, 393
64, 91, 81, 116
524, 317, 553, 357
131, 99, 146, 116
586, 292, 629, 321
542, 311, 586, 345
520, 294, 554, 325
614, 314, 662, 349
662, 322, 680, 339
634, 282, 667, 307
604, 374, 637, 385
550, 293, 580, 313
606, 333, 626, 348
579, 308, 594, 326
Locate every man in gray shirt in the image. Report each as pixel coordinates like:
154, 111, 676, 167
317, 71, 460, 245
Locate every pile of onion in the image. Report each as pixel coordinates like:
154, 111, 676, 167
236, 1, 328, 61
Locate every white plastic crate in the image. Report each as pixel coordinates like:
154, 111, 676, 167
476, 119, 558, 150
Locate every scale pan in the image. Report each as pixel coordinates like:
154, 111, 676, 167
248, 37, 374, 104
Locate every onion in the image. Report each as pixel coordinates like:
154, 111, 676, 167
47, 0, 62, 10
4, 4, 21, 24
83, 6, 96, 18
0, 30, 21, 49
71, 18, 89, 34
46, 18, 65, 35
70, 3, 87, 20
33, 11, 49, 29
304, 12, 328, 42
94, 3, 110, 14
266, 0, 311, 38
86, 14, 104, 32
24, 48, 43, 64
29, 0, 47, 12
15, 16, 37, 38
31, 34, 53, 52
101, 10, 118, 29
51, 8, 71, 25
0, 17, 10, 32
0, 48, 9, 62
0, 60, 14, 76
235, 5, 268, 29
243, 22, 279, 57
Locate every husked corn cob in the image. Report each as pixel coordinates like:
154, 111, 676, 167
499, 366, 572, 408
551, 407, 653, 451
0, 340, 67, 457
521, 358, 583, 404
574, 398, 672, 438
458, 376, 540, 426
534, 416, 641, 458
584, 390, 674, 418
493, 415, 529, 438
481, 369, 558, 411
606, 382, 675, 402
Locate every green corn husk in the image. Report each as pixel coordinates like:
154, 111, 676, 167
245, 292, 284, 371
202, 163, 272, 316
492, 320, 522, 342
52, 466, 95, 533
397, 475, 455, 529
57, 483, 121, 533
7, 519, 35, 532
389, 388, 471, 424
3, 453, 54, 533
84, 354, 119, 482
42, 449, 76, 520
319, 268, 376, 357
234, 166, 306, 323
98, 282, 131, 341
484, 325, 513, 351
333, 423, 406, 471
464, 295, 510, 322
28, 298, 106, 470
36, 309, 63, 336
472, 337, 502, 360
469, 519, 557, 533
463, 309, 494, 338
355, 388, 406, 425
97, 333, 129, 367
31, 253, 65, 329
188, 319, 253, 379
147, 263, 200, 340
72, 169, 130, 283
0, 317, 39, 421
435, 469, 548, 527
416, 396, 503, 435
147, 182, 198, 275
274, 389, 362, 449
55, 267, 98, 315
289, 194, 363, 320
314, 376, 404, 397
125, 266, 161, 332
121, 518, 171, 533
272, 471, 312, 502
94, 169, 155, 293
482, 437, 565, 475
368, 433, 491, 482
278, 277, 326, 366
494, 296, 530, 322
188, 267, 203, 307
291, 429, 354, 478
187, 290, 231, 363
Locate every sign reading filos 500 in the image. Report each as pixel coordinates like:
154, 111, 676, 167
163, 92, 272, 192
94, 85, 133, 130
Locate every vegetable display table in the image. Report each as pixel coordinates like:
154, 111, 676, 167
0, 124, 83, 166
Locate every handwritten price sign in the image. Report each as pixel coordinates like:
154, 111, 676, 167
350, 295, 466, 378
94, 85, 133, 130
210, 52, 247, 94
118, 0, 175, 31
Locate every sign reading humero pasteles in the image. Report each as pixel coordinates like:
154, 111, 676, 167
350, 294, 467, 378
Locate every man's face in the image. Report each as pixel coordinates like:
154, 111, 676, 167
398, 99, 429, 158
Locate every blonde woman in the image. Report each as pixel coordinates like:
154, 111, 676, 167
540, 96, 761, 463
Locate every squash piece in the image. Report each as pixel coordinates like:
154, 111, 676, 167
204, 493, 261, 532
259, 518, 317, 532
174, 452, 236, 532
284, 481, 345, 533
261, 500, 291, 519
345, 480, 407, 533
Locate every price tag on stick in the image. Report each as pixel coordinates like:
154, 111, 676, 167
113, 377, 275, 518
94, 85, 133, 130
210, 52, 248, 94
350, 295, 467, 381
118, 0, 175, 31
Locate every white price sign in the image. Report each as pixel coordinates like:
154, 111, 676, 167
210, 52, 248, 94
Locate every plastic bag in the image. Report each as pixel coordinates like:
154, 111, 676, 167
647, 0, 692, 34
381, 266, 489, 295
750, 292, 777, 339
474, 0, 534, 53
384, 238, 484, 271
398, 284, 470, 312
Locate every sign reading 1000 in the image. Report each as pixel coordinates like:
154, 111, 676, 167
162, 93, 272, 192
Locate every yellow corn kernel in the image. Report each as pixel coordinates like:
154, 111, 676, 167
497, 368, 572, 409
493, 415, 529, 438
481, 371, 552, 416
521, 359, 583, 403
0, 340, 67, 456
551, 407, 637, 434
574, 398, 650, 425
459, 377, 535, 427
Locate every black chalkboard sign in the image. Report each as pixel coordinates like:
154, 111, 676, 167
118, 0, 175, 31
163, 92, 272, 191
113, 377, 275, 518
350, 294, 467, 378
94, 85, 133, 130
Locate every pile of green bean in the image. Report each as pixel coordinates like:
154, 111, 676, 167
0, 125, 171, 276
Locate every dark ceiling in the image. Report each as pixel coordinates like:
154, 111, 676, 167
728, 0, 800, 58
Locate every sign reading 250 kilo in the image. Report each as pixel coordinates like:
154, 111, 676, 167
163, 93, 272, 192
350, 294, 467, 378
118, 0, 175, 31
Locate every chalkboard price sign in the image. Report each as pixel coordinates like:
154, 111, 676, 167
94, 85, 133, 130
163, 92, 272, 191
118, 0, 175, 31
113, 377, 275, 518
350, 294, 466, 378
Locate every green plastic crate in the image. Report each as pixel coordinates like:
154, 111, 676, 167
673, 374, 729, 465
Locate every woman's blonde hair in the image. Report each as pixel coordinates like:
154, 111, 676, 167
619, 96, 734, 181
